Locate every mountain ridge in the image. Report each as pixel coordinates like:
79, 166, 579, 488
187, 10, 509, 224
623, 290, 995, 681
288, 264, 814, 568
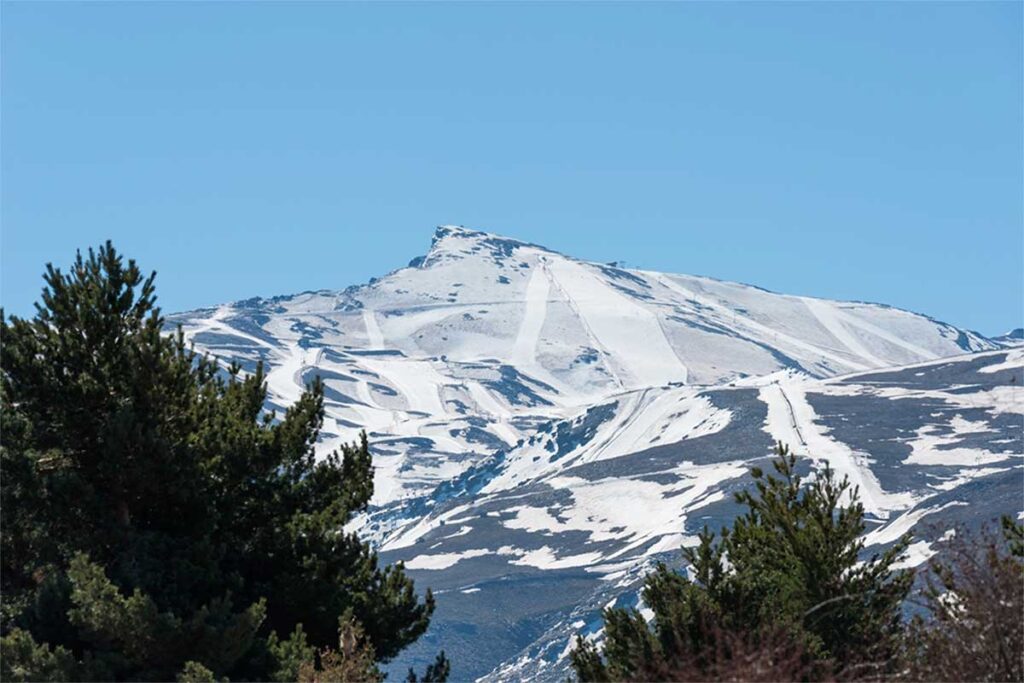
183, 225, 1001, 351
168, 225, 1004, 506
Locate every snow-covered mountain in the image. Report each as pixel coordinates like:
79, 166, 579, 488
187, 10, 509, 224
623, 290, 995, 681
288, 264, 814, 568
996, 327, 1024, 346
170, 225, 997, 504
383, 349, 1022, 681
168, 226, 1021, 681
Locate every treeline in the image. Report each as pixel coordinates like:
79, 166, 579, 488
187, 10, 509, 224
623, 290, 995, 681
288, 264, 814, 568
1, 243, 1021, 682
572, 445, 1024, 682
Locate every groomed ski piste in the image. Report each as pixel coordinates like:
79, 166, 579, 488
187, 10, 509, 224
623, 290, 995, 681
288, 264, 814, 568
168, 226, 1022, 681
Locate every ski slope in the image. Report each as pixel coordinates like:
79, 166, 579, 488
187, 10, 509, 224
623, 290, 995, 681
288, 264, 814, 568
170, 225, 998, 505
167, 225, 1020, 682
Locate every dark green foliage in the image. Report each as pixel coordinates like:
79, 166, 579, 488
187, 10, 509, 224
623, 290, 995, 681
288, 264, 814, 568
407, 651, 451, 682
1003, 514, 1024, 557
572, 443, 913, 681
0, 243, 439, 680
64, 553, 266, 679
265, 625, 315, 682
0, 629, 79, 682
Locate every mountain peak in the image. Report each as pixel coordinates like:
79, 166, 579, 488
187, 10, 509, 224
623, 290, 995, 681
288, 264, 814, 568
430, 224, 540, 249
423, 224, 554, 266
432, 224, 474, 241
429, 224, 488, 251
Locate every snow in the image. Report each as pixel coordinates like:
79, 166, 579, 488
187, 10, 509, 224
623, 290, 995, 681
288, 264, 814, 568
441, 525, 474, 539
187, 305, 278, 352
654, 274, 872, 372
404, 548, 491, 570
265, 343, 309, 406
905, 419, 1016, 467
407, 543, 607, 571
362, 309, 385, 348
175, 226, 1004, 507
587, 390, 731, 463
801, 297, 892, 368
863, 501, 967, 548
166, 228, 1021, 682
512, 260, 551, 368
978, 348, 1024, 374
644, 533, 691, 556
893, 540, 936, 570
867, 384, 1024, 417
759, 378, 918, 515
507, 546, 605, 570
381, 504, 477, 551
832, 309, 939, 361
480, 385, 734, 494
976, 385, 1024, 416
933, 467, 1011, 491
538, 460, 747, 559
759, 382, 808, 450
503, 506, 567, 535
358, 355, 450, 418
546, 257, 688, 388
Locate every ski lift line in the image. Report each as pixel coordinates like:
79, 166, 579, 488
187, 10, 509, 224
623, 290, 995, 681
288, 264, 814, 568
776, 382, 809, 450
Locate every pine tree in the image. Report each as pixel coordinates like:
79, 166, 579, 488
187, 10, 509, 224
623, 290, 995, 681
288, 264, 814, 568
406, 651, 451, 683
572, 443, 913, 681
1, 243, 443, 680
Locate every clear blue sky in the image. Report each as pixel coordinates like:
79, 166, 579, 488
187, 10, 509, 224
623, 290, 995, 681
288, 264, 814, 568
2, 2, 1021, 334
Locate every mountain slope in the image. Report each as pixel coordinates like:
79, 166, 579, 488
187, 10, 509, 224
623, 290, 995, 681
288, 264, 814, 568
169, 225, 998, 505
380, 349, 1023, 681
168, 226, 1020, 680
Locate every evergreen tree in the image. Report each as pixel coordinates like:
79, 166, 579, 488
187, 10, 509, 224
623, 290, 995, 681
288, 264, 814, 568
406, 651, 451, 683
1, 243, 443, 680
572, 443, 913, 681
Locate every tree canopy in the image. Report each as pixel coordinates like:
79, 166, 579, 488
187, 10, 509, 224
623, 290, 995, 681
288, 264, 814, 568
1, 243, 442, 680
572, 444, 913, 681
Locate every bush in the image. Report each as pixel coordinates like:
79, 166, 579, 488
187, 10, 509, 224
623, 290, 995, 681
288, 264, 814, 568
900, 517, 1024, 682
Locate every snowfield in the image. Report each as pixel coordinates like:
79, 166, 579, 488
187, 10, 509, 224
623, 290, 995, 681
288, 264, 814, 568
168, 225, 1022, 681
